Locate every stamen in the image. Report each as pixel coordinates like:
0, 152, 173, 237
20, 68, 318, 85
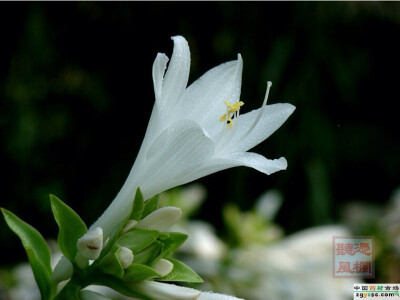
242, 81, 272, 138
226, 116, 233, 127
224, 101, 234, 109
220, 100, 244, 127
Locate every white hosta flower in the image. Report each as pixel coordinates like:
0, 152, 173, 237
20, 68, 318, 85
255, 190, 283, 220
229, 226, 355, 300
77, 227, 103, 260
92, 36, 295, 238
178, 221, 226, 260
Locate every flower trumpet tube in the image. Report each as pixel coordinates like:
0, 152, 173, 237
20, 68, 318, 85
92, 36, 295, 239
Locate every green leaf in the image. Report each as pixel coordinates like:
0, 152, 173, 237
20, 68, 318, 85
116, 228, 158, 253
133, 241, 162, 265
130, 188, 144, 221
158, 257, 203, 283
142, 195, 158, 218
94, 275, 151, 300
158, 232, 170, 240
1, 208, 54, 299
50, 195, 87, 261
124, 263, 160, 282
157, 232, 187, 260
97, 245, 124, 279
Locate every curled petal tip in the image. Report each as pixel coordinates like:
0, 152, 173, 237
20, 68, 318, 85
285, 103, 296, 116
171, 35, 188, 43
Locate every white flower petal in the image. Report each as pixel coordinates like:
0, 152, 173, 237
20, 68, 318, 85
177, 55, 243, 137
130, 280, 201, 300
153, 53, 169, 103
167, 158, 234, 190
227, 103, 295, 153
92, 120, 214, 238
176, 151, 286, 185
138, 119, 215, 198
181, 221, 226, 260
133, 105, 163, 171
161, 36, 190, 111
199, 292, 244, 300
223, 152, 288, 175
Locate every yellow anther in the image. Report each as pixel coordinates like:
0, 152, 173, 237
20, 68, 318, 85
226, 116, 233, 127
224, 101, 244, 112
232, 101, 244, 110
224, 101, 234, 109
220, 101, 245, 126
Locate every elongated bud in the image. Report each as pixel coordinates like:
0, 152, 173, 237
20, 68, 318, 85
118, 247, 134, 269
130, 280, 200, 300
136, 207, 182, 231
52, 256, 73, 283
151, 258, 174, 277
77, 227, 103, 260
121, 220, 138, 234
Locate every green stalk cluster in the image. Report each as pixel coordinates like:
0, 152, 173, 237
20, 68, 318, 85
2, 188, 202, 300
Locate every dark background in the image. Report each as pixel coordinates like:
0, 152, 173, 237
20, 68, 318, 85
1, 2, 399, 266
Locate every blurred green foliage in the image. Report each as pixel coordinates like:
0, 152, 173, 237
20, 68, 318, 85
1, 2, 400, 266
